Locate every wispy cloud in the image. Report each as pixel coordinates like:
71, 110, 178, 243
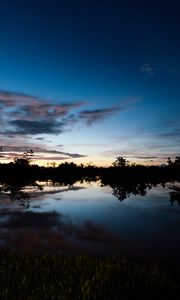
152, 117, 180, 144
0, 145, 86, 161
0, 90, 85, 136
0, 91, 142, 134
134, 156, 158, 160
156, 130, 180, 139
0, 90, 143, 163
79, 107, 120, 125
79, 98, 141, 125
140, 63, 157, 76
36, 137, 45, 140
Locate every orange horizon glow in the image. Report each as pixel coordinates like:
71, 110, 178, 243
0, 156, 168, 167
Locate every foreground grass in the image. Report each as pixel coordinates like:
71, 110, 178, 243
0, 250, 179, 299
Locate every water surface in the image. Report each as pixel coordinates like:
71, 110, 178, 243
0, 180, 180, 264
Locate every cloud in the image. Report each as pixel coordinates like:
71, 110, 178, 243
0, 210, 124, 254
0, 91, 84, 116
9, 120, 63, 135
0, 145, 86, 161
36, 137, 44, 140
0, 91, 142, 136
156, 129, 180, 139
4, 211, 60, 229
0, 210, 81, 253
0, 90, 85, 136
77, 220, 120, 243
0, 90, 142, 165
79, 98, 141, 125
152, 117, 180, 147
134, 156, 158, 159
79, 107, 120, 125
140, 63, 157, 76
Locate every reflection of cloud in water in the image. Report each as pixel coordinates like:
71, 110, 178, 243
77, 220, 121, 243
0, 210, 124, 254
14, 185, 85, 199
0, 180, 180, 259
4, 211, 60, 229
0, 182, 85, 209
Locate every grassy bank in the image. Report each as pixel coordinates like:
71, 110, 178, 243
0, 250, 179, 299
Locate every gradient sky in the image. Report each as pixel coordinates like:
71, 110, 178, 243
0, 0, 179, 166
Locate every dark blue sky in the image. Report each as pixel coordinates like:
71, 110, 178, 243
0, 0, 179, 165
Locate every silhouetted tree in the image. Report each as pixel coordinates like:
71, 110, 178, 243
174, 156, 180, 166
112, 156, 129, 168
14, 149, 34, 167
167, 156, 180, 167
167, 157, 173, 166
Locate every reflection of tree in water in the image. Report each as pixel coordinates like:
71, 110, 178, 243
109, 181, 180, 207
107, 182, 152, 201
0, 181, 43, 209
169, 186, 180, 206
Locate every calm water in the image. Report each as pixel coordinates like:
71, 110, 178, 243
0, 180, 180, 264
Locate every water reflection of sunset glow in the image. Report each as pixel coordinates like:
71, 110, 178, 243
0, 180, 180, 263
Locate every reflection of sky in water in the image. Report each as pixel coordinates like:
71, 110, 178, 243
0, 181, 180, 263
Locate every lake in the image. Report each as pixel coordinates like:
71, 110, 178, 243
0, 179, 180, 264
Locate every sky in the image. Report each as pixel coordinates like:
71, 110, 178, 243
0, 0, 179, 166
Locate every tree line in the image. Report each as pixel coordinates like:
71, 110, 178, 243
0, 148, 179, 183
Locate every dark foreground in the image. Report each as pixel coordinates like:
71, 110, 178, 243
0, 250, 179, 299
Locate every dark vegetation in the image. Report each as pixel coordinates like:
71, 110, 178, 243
0, 152, 180, 206
0, 152, 180, 183
0, 250, 179, 299
0, 152, 180, 298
